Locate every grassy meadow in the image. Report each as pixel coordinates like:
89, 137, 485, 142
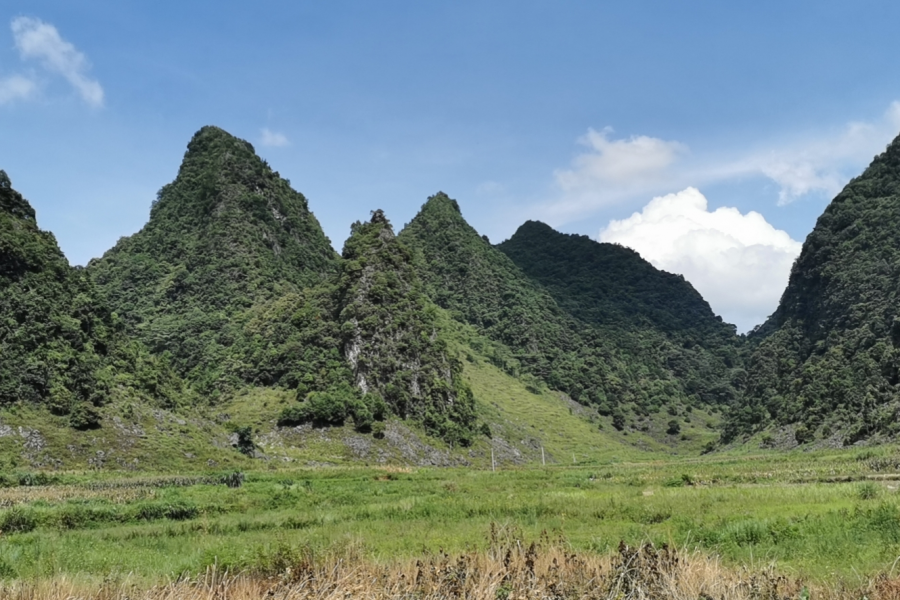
2, 445, 900, 596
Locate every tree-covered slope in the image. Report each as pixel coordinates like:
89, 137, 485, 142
497, 221, 731, 336
0, 171, 183, 428
88, 126, 338, 390
262, 210, 477, 443
498, 221, 744, 406
730, 133, 900, 444
398, 193, 736, 423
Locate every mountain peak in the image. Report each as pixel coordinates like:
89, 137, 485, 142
420, 192, 463, 216
188, 125, 252, 149
0, 171, 36, 222
88, 127, 337, 379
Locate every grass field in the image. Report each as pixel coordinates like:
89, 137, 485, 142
3, 444, 900, 596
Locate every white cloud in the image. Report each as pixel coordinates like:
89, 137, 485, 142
555, 127, 687, 189
599, 187, 802, 333
260, 128, 290, 147
539, 101, 900, 223
11, 16, 104, 107
0, 74, 36, 104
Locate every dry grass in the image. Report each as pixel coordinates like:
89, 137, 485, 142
0, 485, 155, 508
1, 528, 896, 600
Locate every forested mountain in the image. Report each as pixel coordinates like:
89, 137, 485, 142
728, 133, 900, 444
88, 126, 338, 393
18, 121, 900, 459
0, 171, 184, 428
398, 193, 740, 422
498, 221, 745, 407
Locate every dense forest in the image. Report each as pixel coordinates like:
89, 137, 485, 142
6, 125, 900, 456
398, 194, 741, 423
0, 171, 185, 429
728, 133, 900, 445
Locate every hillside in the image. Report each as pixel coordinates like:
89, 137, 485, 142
498, 221, 745, 407
398, 193, 736, 433
267, 209, 479, 444
730, 132, 900, 445
88, 126, 338, 392
0, 170, 184, 431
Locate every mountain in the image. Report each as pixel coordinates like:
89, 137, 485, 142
88, 126, 338, 391
0, 171, 183, 428
729, 133, 900, 445
398, 193, 737, 429
498, 221, 745, 407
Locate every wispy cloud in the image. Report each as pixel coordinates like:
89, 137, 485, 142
260, 128, 290, 147
555, 127, 687, 189
0, 73, 36, 104
537, 101, 900, 224
11, 16, 104, 107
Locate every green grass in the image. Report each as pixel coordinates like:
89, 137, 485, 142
3, 447, 900, 584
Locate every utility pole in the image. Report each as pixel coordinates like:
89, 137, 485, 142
541, 447, 545, 466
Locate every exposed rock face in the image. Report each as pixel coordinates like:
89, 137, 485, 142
336, 209, 476, 443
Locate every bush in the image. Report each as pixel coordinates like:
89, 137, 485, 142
666, 420, 681, 435
221, 471, 245, 488
794, 425, 813, 445
277, 404, 308, 426
69, 402, 101, 430
0, 507, 37, 533
234, 426, 255, 456
305, 391, 350, 425
857, 482, 881, 500
371, 421, 386, 439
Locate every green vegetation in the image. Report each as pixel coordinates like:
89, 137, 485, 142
88, 126, 338, 393
332, 210, 476, 442
398, 194, 736, 434
2, 447, 900, 583
11, 121, 900, 467
10, 124, 900, 592
0, 171, 185, 428
731, 132, 900, 444
498, 220, 745, 407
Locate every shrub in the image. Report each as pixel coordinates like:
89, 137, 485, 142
666, 420, 681, 435
857, 482, 880, 500
794, 425, 813, 445
221, 471, 245, 488
371, 421, 386, 439
69, 402, 101, 430
234, 426, 255, 456
0, 507, 37, 533
277, 404, 308, 426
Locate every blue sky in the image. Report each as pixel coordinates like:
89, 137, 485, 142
3, 1, 900, 331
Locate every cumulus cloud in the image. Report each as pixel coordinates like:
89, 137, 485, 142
599, 187, 802, 332
11, 16, 104, 107
260, 128, 290, 147
538, 102, 900, 223
0, 73, 36, 104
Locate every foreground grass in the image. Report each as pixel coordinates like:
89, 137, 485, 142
2, 446, 900, 589
5, 534, 897, 600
